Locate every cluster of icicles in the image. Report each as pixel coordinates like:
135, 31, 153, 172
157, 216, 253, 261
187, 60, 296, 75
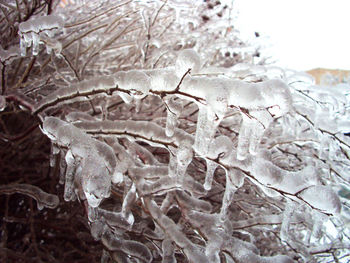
32, 47, 345, 262
18, 14, 63, 56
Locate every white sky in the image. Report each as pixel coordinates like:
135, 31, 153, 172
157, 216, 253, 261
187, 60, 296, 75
233, 0, 350, 71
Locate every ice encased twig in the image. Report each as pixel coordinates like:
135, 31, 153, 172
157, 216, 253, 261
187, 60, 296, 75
0, 183, 59, 210
18, 15, 64, 56
42, 117, 116, 207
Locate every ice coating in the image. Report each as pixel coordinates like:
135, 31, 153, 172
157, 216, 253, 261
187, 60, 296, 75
19, 15, 64, 34
0, 96, 6, 111
165, 96, 183, 137
204, 160, 218, 191
0, 183, 59, 210
298, 186, 341, 215
0, 46, 20, 64
26, 43, 348, 262
42, 117, 116, 207
33, 76, 117, 114
161, 239, 176, 263
121, 183, 137, 225
101, 229, 152, 262
175, 49, 201, 77
18, 15, 64, 56
115, 70, 151, 99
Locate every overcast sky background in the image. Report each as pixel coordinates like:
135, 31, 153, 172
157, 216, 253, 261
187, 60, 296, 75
232, 0, 350, 71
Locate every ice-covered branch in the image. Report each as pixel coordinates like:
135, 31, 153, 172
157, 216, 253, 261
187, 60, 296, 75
18, 14, 64, 56
0, 184, 59, 209
2, 1, 349, 262
41, 117, 116, 207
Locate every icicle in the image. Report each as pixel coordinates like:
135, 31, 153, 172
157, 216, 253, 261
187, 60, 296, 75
280, 200, 296, 243
31, 32, 40, 55
49, 144, 60, 167
166, 109, 177, 137
23, 36, 32, 52
168, 150, 177, 178
135, 97, 141, 112
59, 151, 66, 185
205, 238, 221, 263
310, 211, 328, 244
220, 168, 244, 222
160, 192, 175, 213
194, 106, 218, 156
165, 96, 183, 137
161, 239, 176, 263
204, 159, 218, 191
20, 36, 26, 56
248, 110, 272, 155
220, 175, 235, 222
63, 150, 77, 202
237, 114, 254, 160
175, 141, 193, 185
42, 117, 116, 208
121, 183, 137, 225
